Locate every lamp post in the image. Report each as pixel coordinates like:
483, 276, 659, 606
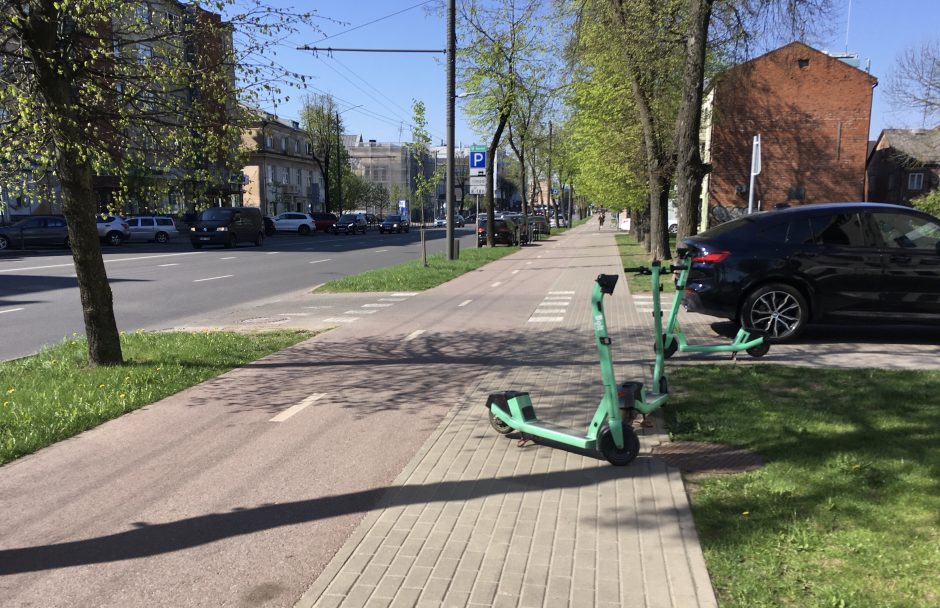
445, 0, 456, 259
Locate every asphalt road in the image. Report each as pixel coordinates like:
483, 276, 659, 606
0, 226, 477, 361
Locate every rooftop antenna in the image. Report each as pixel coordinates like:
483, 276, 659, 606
844, 0, 852, 54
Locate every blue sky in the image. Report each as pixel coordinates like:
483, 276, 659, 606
256, 0, 939, 146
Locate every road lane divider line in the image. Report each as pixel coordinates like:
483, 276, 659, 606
378, 298, 406, 302
391, 292, 419, 297
345, 310, 378, 314
322, 317, 358, 323
266, 251, 279, 255
528, 317, 564, 323
158, 263, 179, 267
549, 291, 575, 294
373, 249, 389, 253
404, 329, 425, 342
363, 303, 393, 308
309, 259, 332, 264
512, 270, 520, 274
270, 393, 324, 422
535, 309, 567, 314
193, 275, 233, 283
219, 256, 237, 260
0, 251, 203, 273
0, 307, 25, 315
458, 300, 472, 307
491, 282, 502, 288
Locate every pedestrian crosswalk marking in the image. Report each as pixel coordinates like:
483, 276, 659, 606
528, 316, 563, 323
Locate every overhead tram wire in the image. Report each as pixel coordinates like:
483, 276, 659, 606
315, 1, 436, 44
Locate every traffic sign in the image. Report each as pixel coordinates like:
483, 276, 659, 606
469, 176, 486, 186
469, 185, 486, 195
469, 147, 486, 177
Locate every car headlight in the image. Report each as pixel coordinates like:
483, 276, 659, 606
217, 226, 227, 231
190, 226, 196, 231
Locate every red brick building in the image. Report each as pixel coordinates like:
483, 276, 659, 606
700, 42, 877, 227
866, 127, 940, 204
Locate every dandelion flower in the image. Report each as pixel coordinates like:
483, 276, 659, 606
6, 388, 14, 395
852, 463, 861, 470
742, 511, 750, 518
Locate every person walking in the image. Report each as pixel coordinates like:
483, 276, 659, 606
598, 211, 606, 230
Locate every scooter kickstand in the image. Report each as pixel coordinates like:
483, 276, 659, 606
517, 435, 533, 447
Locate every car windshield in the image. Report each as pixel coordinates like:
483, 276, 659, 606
385, 215, 400, 221
338, 214, 357, 222
200, 208, 235, 221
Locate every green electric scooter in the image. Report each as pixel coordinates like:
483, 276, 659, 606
661, 249, 769, 359
484, 264, 670, 466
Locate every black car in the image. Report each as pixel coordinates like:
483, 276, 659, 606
682, 202, 940, 342
379, 214, 410, 234
0, 216, 70, 250
477, 217, 519, 246
331, 213, 367, 235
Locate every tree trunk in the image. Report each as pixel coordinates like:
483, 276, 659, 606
674, 0, 715, 246
58, 157, 124, 366
486, 109, 510, 247
25, 3, 122, 365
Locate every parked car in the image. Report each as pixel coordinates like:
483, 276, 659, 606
529, 214, 550, 237
435, 214, 465, 228
96, 215, 131, 246
126, 216, 180, 243
379, 214, 410, 234
0, 215, 70, 250
331, 213, 368, 235
311, 212, 338, 232
263, 216, 276, 236
272, 212, 316, 235
189, 206, 265, 249
682, 202, 940, 343
478, 217, 519, 246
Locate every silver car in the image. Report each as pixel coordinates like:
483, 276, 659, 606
96, 215, 131, 246
127, 216, 180, 243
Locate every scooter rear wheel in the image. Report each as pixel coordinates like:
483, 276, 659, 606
488, 409, 514, 435
746, 342, 770, 357
662, 335, 678, 359
599, 422, 640, 466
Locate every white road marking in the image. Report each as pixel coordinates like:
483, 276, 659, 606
512, 270, 520, 274
543, 297, 572, 301
322, 317, 358, 323
193, 275, 233, 283
549, 291, 575, 294
304, 305, 333, 310
363, 303, 393, 308
373, 249, 389, 253
391, 292, 419, 297
458, 300, 472, 307
270, 393, 324, 422
309, 259, 332, 264
378, 298, 406, 302
0, 307, 24, 315
491, 282, 502, 288
535, 309, 567, 314
344, 310, 378, 314
277, 313, 310, 316
219, 256, 237, 260
158, 263, 179, 267
266, 251, 279, 255
528, 317, 564, 323
0, 251, 202, 273
526, 261, 533, 265
404, 329, 425, 341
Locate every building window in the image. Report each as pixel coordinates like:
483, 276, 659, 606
281, 137, 288, 153
908, 172, 924, 191
306, 142, 312, 155
267, 165, 275, 182
798, 58, 810, 69
294, 139, 301, 154
788, 186, 806, 201
296, 169, 301, 185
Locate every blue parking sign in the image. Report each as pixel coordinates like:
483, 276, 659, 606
470, 151, 486, 170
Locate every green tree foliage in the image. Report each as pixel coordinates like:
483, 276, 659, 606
408, 100, 440, 266
912, 188, 940, 218
0, 1, 316, 365
300, 93, 344, 214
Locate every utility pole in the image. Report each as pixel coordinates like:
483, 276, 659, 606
445, 0, 456, 259
548, 121, 553, 224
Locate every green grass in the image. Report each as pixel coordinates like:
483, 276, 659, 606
0, 330, 310, 464
665, 364, 940, 608
314, 246, 520, 292
616, 233, 677, 293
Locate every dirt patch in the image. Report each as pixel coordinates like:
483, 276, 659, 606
652, 441, 764, 476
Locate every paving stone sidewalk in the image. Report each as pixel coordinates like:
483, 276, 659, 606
296, 221, 718, 608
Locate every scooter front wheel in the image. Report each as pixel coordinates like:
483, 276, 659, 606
599, 422, 640, 466
661, 335, 678, 359
488, 409, 514, 435
746, 342, 770, 357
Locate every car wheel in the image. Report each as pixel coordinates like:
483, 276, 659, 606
741, 283, 808, 343
106, 231, 123, 246
299, 225, 310, 235
598, 422, 640, 466
155, 231, 169, 244
488, 409, 514, 435
254, 232, 264, 246
0, 235, 9, 250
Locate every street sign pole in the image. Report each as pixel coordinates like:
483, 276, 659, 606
476, 194, 480, 247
